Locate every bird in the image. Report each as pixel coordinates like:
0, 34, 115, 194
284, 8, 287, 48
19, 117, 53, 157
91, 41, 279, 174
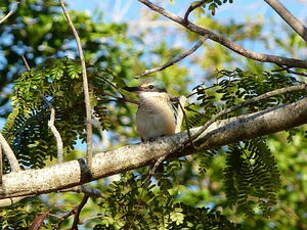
124, 81, 186, 142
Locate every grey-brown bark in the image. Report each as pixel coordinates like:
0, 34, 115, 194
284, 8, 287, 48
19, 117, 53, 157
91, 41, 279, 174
0, 98, 306, 200
264, 0, 307, 42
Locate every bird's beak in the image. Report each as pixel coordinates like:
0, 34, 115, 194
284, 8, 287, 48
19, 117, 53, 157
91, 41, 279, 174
123, 86, 141, 92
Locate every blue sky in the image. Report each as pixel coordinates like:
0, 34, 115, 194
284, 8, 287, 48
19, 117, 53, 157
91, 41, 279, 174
66, 0, 307, 23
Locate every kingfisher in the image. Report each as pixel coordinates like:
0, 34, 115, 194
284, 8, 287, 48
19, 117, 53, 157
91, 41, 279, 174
124, 81, 186, 142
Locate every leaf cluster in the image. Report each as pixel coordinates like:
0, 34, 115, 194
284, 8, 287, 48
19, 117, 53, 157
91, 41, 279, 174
2, 58, 125, 169
91, 172, 238, 229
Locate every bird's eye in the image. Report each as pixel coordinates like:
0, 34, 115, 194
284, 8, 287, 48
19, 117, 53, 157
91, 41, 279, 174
148, 85, 154, 89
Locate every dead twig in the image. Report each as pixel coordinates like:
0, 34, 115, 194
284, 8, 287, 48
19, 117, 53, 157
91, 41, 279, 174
21, 55, 31, 71
135, 39, 205, 78
59, 0, 93, 168
0, 133, 20, 171
48, 107, 64, 163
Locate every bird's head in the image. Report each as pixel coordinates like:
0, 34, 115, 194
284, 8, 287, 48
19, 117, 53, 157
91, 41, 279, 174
123, 81, 167, 99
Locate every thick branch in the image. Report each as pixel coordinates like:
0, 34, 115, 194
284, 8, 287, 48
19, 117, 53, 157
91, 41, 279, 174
59, 0, 93, 167
0, 133, 20, 172
263, 0, 307, 42
0, 98, 306, 199
188, 84, 307, 146
138, 0, 307, 68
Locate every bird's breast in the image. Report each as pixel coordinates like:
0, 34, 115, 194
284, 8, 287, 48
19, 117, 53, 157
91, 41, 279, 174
136, 98, 176, 140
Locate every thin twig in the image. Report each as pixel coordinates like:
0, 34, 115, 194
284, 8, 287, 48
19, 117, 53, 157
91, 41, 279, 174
0, 3, 19, 25
273, 65, 307, 77
59, 0, 93, 168
187, 85, 217, 98
71, 194, 89, 230
59, 185, 103, 199
137, 0, 307, 68
264, 0, 307, 42
0, 133, 20, 171
174, 96, 187, 133
184, 83, 307, 147
184, 0, 206, 23
135, 39, 205, 78
178, 98, 196, 149
55, 209, 76, 229
21, 55, 31, 71
101, 92, 139, 104
79, 214, 106, 225
48, 107, 64, 163
142, 155, 167, 185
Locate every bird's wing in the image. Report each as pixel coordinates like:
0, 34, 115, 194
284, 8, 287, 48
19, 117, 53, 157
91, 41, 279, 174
170, 96, 187, 133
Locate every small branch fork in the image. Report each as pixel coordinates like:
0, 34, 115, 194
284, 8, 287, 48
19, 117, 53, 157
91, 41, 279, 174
137, 0, 307, 68
185, 83, 307, 147
48, 107, 64, 163
54, 194, 90, 229
136, 39, 205, 78
59, 0, 93, 168
71, 194, 90, 230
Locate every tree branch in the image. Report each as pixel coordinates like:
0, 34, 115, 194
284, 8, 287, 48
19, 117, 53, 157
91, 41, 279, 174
59, 0, 93, 167
136, 39, 205, 78
273, 65, 307, 77
71, 194, 89, 230
183, 0, 206, 23
137, 0, 307, 68
187, 84, 307, 146
0, 98, 306, 199
48, 107, 64, 163
0, 3, 19, 25
0, 133, 20, 172
263, 0, 307, 42
59, 185, 103, 199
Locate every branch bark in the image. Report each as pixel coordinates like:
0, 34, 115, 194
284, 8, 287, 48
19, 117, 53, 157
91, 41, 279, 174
48, 107, 64, 163
0, 98, 306, 200
137, 0, 307, 69
0, 133, 20, 172
59, 0, 93, 167
263, 0, 307, 42
0, 3, 19, 25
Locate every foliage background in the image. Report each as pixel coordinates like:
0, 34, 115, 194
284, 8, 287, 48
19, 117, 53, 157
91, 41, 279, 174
0, 0, 306, 229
